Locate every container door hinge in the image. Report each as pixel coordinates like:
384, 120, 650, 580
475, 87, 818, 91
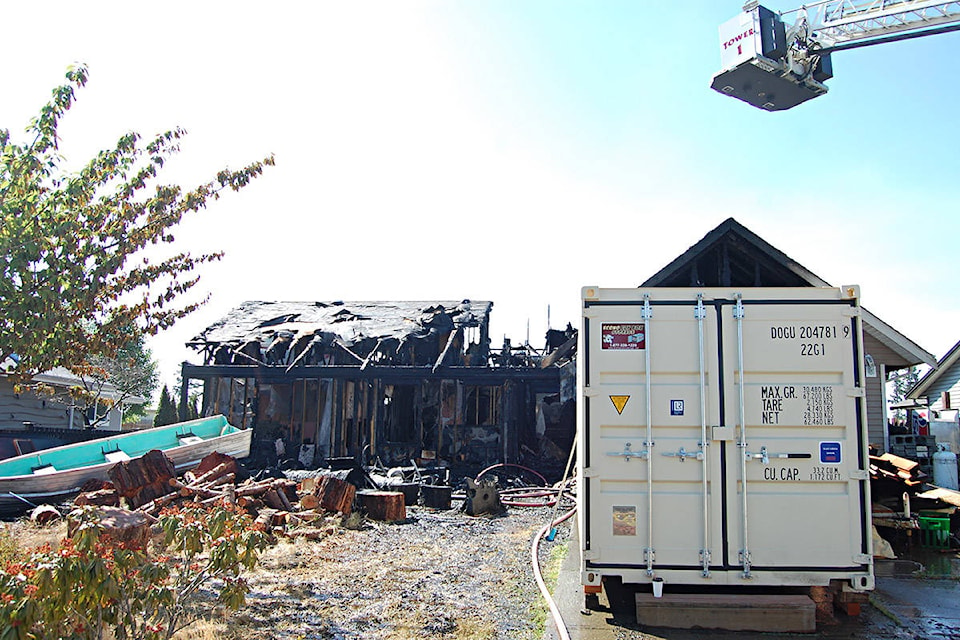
583, 549, 598, 560
853, 553, 872, 565
643, 547, 656, 575
847, 388, 865, 398
699, 550, 712, 577
850, 469, 869, 480
582, 467, 599, 478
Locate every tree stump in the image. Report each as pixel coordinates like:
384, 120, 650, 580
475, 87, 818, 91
316, 475, 356, 514
359, 490, 406, 522
108, 449, 177, 509
68, 506, 152, 550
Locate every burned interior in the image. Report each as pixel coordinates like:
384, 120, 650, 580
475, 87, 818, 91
181, 300, 575, 473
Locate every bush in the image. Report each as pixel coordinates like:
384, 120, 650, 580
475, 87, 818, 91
0, 503, 269, 640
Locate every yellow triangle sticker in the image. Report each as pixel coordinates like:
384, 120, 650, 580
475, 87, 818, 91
610, 395, 630, 415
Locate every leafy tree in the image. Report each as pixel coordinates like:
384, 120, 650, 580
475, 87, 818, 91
889, 366, 921, 426
155, 385, 179, 427
65, 326, 159, 427
0, 64, 274, 381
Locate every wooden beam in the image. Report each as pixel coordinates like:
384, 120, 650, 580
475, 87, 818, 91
433, 327, 463, 373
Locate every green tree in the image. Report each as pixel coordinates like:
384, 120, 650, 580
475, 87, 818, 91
889, 366, 921, 426
65, 326, 159, 427
0, 64, 274, 381
155, 385, 179, 427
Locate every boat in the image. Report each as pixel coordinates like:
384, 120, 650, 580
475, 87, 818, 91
0, 415, 251, 517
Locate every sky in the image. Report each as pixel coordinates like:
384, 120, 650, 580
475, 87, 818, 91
2, 1, 958, 395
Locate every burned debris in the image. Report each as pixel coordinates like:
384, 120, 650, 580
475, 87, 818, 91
180, 300, 576, 479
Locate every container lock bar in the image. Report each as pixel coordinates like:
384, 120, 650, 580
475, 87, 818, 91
607, 442, 649, 461
745, 446, 812, 464
662, 447, 704, 462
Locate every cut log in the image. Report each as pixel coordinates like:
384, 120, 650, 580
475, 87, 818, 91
253, 508, 278, 533
108, 449, 177, 509
359, 490, 406, 522
263, 489, 288, 511
300, 494, 320, 510
191, 462, 232, 487
68, 506, 152, 550
194, 451, 239, 478
79, 478, 114, 493
74, 488, 120, 507
30, 504, 61, 525
317, 475, 356, 514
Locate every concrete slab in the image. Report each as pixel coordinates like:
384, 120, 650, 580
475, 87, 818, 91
635, 593, 815, 633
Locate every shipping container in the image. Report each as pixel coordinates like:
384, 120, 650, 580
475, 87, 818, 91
579, 287, 873, 598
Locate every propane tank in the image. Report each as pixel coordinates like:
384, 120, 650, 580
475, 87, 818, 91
933, 443, 959, 491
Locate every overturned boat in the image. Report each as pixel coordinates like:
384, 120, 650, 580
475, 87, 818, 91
0, 415, 251, 516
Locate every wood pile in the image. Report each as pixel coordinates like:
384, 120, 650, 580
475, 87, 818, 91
870, 452, 928, 488
71, 451, 409, 539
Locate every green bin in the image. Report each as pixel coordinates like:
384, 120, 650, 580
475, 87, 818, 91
918, 514, 951, 549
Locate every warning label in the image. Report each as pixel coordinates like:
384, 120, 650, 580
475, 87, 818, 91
610, 395, 630, 415
602, 323, 645, 350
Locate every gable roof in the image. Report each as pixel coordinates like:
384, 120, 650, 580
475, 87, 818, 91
908, 339, 960, 401
642, 218, 936, 369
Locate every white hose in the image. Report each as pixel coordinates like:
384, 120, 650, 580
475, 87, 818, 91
531, 506, 577, 640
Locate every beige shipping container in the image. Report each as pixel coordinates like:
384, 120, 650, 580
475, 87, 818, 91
579, 286, 873, 597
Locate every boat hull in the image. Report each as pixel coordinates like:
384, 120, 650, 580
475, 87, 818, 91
0, 416, 251, 517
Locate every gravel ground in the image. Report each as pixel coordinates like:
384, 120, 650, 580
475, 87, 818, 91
227, 504, 570, 640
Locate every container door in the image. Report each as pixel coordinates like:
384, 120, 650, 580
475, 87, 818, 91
720, 295, 869, 576
582, 294, 724, 575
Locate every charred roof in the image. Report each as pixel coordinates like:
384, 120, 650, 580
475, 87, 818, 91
188, 300, 493, 369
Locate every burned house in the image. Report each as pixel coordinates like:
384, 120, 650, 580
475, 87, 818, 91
181, 300, 575, 471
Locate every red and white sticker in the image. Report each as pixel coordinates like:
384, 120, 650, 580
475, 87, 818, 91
602, 323, 645, 350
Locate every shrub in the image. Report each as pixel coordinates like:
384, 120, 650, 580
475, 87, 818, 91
0, 503, 269, 640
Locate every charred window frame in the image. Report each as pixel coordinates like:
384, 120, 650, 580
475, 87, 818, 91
465, 385, 502, 426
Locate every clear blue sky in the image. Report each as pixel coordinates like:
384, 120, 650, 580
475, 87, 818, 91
2, 1, 957, 390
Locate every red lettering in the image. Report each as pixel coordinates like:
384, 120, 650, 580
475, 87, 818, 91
722, 28, 756, 50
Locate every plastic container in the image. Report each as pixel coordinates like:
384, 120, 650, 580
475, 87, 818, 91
933, 443, 958, 490
918, 514, 951, 549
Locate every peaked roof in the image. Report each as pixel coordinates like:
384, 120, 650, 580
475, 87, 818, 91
908, 339, 960, 401
642, 218, 936, 369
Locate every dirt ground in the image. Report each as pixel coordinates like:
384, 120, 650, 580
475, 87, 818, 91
2, 503, 568, 640
230, 506, 564, 640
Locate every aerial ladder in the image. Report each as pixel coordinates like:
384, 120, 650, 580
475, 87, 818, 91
711, 0, 960, 110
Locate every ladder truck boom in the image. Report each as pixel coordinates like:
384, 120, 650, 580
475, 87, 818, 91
711, 0, 960, 110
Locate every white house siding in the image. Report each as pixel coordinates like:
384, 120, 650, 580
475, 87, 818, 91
862, 333, 906, 450
927, 371, 960, 413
